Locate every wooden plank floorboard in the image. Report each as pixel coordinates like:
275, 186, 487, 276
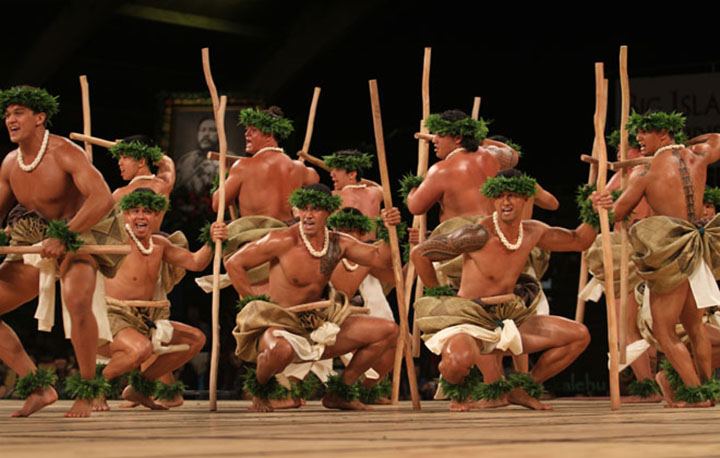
0, 400, 718, 457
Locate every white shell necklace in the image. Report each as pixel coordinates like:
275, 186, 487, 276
125, 223, 154, 255
129, 174, 156, 185
342, 183, 367, 190
254, 146, 284, 157
299, 223, 329, 257
492, 211, 523, 251
341, 258, 359, 271
445, 147, 466, 161
654, 144, 685, 157
17, 129, 50, 172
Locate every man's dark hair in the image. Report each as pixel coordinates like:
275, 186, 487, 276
440, 109, 479, 151
333, 149, 365, 180
496, 168, 524, 179
303, 183, 333, 195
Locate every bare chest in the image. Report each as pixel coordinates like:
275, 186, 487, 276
277, 246, 333, 287
8, 158, 77, 213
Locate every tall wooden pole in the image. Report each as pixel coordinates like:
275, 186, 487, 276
618, 46, 631, 365
202, 47, 228, 412
471, 97, 481, 121
79, 75, 93, 162
594, 63, 621, 410
299, 87, 321, 157
369, 79, 421, 410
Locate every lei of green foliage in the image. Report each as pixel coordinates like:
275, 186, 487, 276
95, 363, 126, 399
0, 231, 9, 247
575, 184, 620, 230
327, 211, 373, 234
243, 367, 289, 400
64, 373, 111, 400
325, 374, 360, 402
198, 221, 228, 249
399, 174, 424, 204
236, 294, 272, 311
119, 190, 169, 213
15, 367, 58, 399
425, 114, 488, 141
0, 86, 59, 122
627, 110, 686, 137
290, 373, 323, 400
439, 366, 483, 402
128, 370, 158, 398
109, 140, 163, 164
359, 377, 392, 404
155, 381, 186, 401
627, 379, 661, 398
46, 220, 83, 252
481, 174, 537, 199
322, 152, 374, 172
289, 188, 342, 213
507, 372, 544, 399
703, 187, 720, 207
607, 129, 640, 149
660, 359, 720, 403
504, 139, 523, 157
238, 107, 294, 139
476, 378, 513, 400
374, 217, 407, 243
423, 285, 457, 297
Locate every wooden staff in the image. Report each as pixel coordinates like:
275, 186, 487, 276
618, 46, 630, 364
79, 75, 93, 162
69, 133, 116, 149
594, 63, 620, 410
609, 157, 650, 171
471, 97, 481, 121
405, 47, 431, 358
202, 47, 228, 412
286, 300, 331, 313
0, 245, 130, 255
297, 87, 321, 160
368, 79, 421, 409
298, 151, 331, 172
575, 152, 599, 323
477, 293, 518, 305
413, 132, 435, 142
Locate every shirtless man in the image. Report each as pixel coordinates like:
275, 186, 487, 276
593, 110, 720, 407
97, 189, 226, 409
405, 110, 518, 221
411, 170, 592, 411
226, 184, 400, 412
110, 135, 175, 232
325, 149, 383, 219
213, 106, 319, 223
0, 86, 124, 417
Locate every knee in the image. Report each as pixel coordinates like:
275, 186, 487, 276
266, 337, 295, 365
574, 323, 591, 349
439, 351, 473, 384
382, 321, 399, 343
187, 328, 206, 352
130, 340, 153, 366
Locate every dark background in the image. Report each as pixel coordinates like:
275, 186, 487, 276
2, 0, 719, 397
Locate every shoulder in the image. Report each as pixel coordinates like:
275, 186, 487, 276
151, 234, 171, 247
1, 148, 18, 171
51, 135, 91, 168
524, 219, 550, 236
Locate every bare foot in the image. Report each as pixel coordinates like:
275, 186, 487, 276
269, 397, 303, 409
65, 398, 93, 418
449, 395, 509, 411
621, 394, 663, 404
655, 371, 713, 408
508, 388, 553, 410
92, 395, 111, 412
322, 392, 372, 411
248, 396, 274, 412
122, 386, 168, 411
11, 387, 58, 417
159, 395, 184, 409
369, 397, 393, 405
119, 401, 140, 409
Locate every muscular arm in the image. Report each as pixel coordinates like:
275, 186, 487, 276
159, 237, 213, 271
688, 133, 720, 165
0, 155, 18, 223
410, 244, 440, 288
225, 231, 292, 297
302, 163, 320, 185
341, 234, 393, 270
535, 221, 597, 252
57, 143, 114, 233
612, 166, 649, 220
534, 183, 559, 211
155, 155, 176, 194
480, 139, 519, 170
212, 159, 243, 212
406, 166, 443, 215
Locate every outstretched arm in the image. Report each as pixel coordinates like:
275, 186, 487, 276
688, 133, 720, 165
480, 138, 519, 170
534, 182, 559, 210
406, 166, 443, 215
536, 221, 597, 252
0, 155, 17, 223
161, 222, 227, 271
155, 155, 176, 194
342, 208, 400, 268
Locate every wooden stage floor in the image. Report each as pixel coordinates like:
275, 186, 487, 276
0, 399, 718, 458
